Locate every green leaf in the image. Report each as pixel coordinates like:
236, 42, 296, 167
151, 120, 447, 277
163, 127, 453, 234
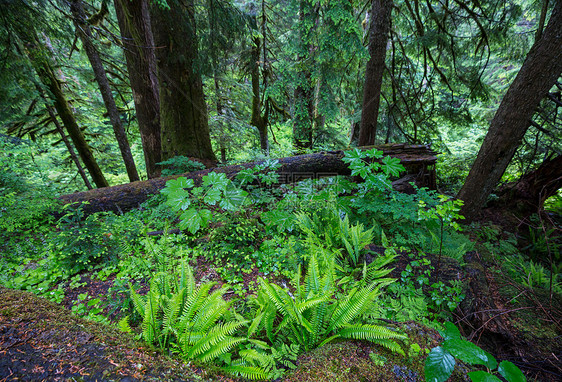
425, 346, 456, 382
162, 177, 194, 194
381, 156, 405, 177
364, 148, 383, 159
342, 148, 363, 163
467, 371, 502, 382
165, 188, 191, 211
498, 361, 526, 382
442, 322, 461, 340
235, 168, 256, 184
262, 210, 295, 232
179, 208, 210, 234
202, 172, 229, 191
162, 177, 194, 211
443, 339, 497, 369
220, 187, 248, 211
203, 188, 221, 205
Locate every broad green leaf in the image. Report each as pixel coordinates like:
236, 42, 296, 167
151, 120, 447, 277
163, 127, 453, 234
202, 172, 229, 191
162, 177, 194, 195
467, 371, 502, 382
165, 188, 191, 211
179, 209, 208, 234
203, 188, 221, 205
364, 148, 383, 159
443, 339, 497, 369
262, 210, 295, 233
220, 187, 248, 211
381, 156, 405, 176
442, 322, 461, 340
425, 346, 456, 382
498, 361, 526, 382
342, 148, 363, 163
198, 209, 212, 228
235, 168, 256, 184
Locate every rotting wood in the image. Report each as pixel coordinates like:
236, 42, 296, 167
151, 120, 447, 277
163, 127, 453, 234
58, 144, 438, 216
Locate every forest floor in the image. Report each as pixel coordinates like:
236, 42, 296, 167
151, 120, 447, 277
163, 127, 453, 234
1, 212, 561, 381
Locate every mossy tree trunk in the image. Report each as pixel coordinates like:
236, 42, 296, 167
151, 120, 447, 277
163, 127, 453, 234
70, 0, 140, 183
150, 0, 216, 162
457, 0, 562, 220
292, 0, 319, 152
250, 36, 270, 154
59, 144, 437, 216
114, 0, 162, 179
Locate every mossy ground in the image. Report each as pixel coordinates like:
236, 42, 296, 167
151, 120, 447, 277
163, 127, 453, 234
0, 286, 217, 381
284, 323, 469, 382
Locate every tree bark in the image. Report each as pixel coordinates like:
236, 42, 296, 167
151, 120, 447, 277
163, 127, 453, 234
44, 96, 93, 190
358, 0, 393, 147
250, 36, 269, 154
70, 0, 140, 183
457, 1, 562, 221
59, 144, 437, 216
25, 40, 109, 188
150, 0, 216, 162
114, 0, 161, 179
494, 155, 562, 216
292, 0, 318, 152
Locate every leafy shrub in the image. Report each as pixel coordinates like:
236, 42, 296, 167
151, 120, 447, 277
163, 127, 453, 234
157, 156, 206, 176
48, 206, 118, 275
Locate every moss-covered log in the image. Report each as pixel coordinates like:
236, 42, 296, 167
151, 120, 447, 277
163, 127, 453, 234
58, 144, 437, 216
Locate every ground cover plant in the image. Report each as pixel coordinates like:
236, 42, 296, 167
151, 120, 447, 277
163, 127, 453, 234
1, 1, 561, 377
3, 144, 558, 381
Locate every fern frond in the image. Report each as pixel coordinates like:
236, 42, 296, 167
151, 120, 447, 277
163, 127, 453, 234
197, 337, 245, 362
371, 338, 406, 356
179, 282, 215, 325
129, 283, 146, 317
239, 348, 275, 369
186, 321, 247, 359
337, 323, 406, 342
220, 365, 271, 380
327, 287, 377, 331
306, 252, 321, 295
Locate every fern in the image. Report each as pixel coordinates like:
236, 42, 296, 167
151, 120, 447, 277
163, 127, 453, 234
221, 364, 272, 380
254, 253, 404, 354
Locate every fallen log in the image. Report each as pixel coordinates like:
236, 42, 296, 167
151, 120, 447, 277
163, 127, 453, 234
58, 144, 437, 216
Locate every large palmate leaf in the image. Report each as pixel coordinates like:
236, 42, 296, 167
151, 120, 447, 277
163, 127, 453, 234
179, 208, 212, 233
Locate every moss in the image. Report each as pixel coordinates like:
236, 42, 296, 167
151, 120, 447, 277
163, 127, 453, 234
285, 323, 469, 382
0, 286, 213, 381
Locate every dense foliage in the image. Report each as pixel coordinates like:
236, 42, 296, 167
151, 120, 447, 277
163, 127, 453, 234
1, 0, 561, 380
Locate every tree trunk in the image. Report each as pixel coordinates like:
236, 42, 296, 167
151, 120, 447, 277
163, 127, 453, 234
494, 155, 562, 216
58, 144, 437, 216
250, 37, 269, 154
457, 1, 562, 221
44, 96, 93, 190
114, 0, 161, 179
150, 0, 216, 162
358, 0, 393, 147
70, 0, 140, 183
293, 0, 318, 152
25, 40, 109, 188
